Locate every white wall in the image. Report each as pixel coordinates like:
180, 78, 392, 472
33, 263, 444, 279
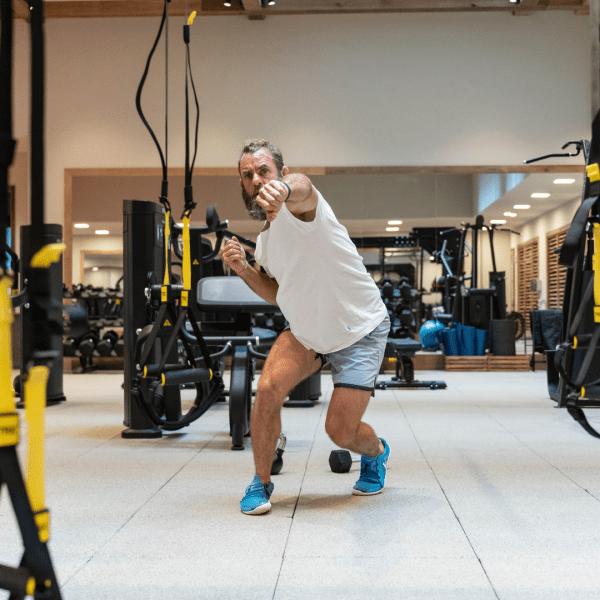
12, 11, 591, 227
71, 235, 123, 285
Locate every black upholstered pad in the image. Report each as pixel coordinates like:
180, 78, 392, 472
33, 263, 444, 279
386, 338, 422, 353
197, 276, 277, 313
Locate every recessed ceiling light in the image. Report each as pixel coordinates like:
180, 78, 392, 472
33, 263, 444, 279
531, 193, 550, 198
224, 2, 231, 6
95, 230, 110, 235
514, 204, 530, 209
504, 212, 517, 217
490, 220, 506, 224
554, 178, 576, 184
388, 220, 403, 225
92, 267, 99, 272
268, 0, 276, 4
386, 227, 400, 232
74, 223, 89, 229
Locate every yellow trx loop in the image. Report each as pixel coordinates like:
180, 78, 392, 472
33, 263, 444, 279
24, 365, 51, 543
0, 275, 19, 448
163, 207, 171, 287
181, 213, 192, 307
594, 223, 600, 323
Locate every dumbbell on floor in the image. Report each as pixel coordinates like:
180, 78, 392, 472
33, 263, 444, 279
329, 449, 361, 473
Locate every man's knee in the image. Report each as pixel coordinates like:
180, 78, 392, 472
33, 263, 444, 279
255, 376, 288, 409
325, 416, 355, 449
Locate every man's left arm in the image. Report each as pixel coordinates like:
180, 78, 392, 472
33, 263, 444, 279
280, 174, 318, 216
257, 174, 318, 222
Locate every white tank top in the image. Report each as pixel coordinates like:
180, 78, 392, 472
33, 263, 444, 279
254, 190, 387, 354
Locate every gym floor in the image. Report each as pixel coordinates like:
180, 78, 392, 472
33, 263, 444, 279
1, 369, 600, 599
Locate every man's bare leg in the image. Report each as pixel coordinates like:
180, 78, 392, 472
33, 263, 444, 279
324, 388, 384, 456
252, 331, 322, 483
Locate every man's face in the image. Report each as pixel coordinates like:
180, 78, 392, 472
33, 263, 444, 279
239, 148, 280, 221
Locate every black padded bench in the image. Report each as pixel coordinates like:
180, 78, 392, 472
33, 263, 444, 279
375, 338, 447, 390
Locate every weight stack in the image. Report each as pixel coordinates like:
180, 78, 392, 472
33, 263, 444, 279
16, 224, 66, 404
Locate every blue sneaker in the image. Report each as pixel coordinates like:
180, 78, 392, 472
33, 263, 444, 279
240, 475, 274, 515
352, 438, 390, 496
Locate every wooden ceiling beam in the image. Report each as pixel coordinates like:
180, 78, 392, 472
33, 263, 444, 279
14, 0, 30, 20
35, 0, 591, 20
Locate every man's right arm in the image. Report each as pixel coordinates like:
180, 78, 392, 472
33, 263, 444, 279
237, 263, 279, 307
221, 236, 279, 306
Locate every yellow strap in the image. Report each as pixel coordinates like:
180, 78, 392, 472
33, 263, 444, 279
163, 208, 171, 286
34, 509, 50, 544
188, 10, 196, 24
594, 224, 600, 323
25, 366, 50, 519
30, 243, 66, 268
0, 413, 19, 447
182, 214, 192, 292
0, 276, 16, 414
587, 163, 600, 183
26, 577, 36, 596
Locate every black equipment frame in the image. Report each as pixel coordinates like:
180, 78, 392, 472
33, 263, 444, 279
527, 113, 600, 438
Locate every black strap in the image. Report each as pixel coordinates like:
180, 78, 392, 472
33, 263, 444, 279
559, 195, 598, 268
182, 21, 199, 218
135, 0, 170, 209
566, 402, 600, 439
0, 0, 16, 274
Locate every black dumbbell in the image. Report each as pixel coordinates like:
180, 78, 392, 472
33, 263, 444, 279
78, 331, 100, 358
270, 433, 287, 475
63, 336, 80, 357
97, 330, 119, 357
114, 336, 124, 357
329, 449, 361, 473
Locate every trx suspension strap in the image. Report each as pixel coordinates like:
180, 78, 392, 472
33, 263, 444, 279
0, 0, 63, 597
136, 0, 172, 287
132, 9, 224, 431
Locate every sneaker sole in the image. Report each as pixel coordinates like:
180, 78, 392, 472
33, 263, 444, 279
352, 487, 383, 496
241, 501, 272, 515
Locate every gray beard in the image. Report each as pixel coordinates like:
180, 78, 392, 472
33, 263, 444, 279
242, 186, 267, 221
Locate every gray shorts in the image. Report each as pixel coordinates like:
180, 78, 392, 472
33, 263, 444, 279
320, 316, 390, 394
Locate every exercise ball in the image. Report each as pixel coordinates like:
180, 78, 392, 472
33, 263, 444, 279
419, 320, 445, 350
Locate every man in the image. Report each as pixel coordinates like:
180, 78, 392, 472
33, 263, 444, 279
221, 140, 390, 515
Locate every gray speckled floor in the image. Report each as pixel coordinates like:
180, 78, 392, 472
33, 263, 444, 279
2, 369, 600, 599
